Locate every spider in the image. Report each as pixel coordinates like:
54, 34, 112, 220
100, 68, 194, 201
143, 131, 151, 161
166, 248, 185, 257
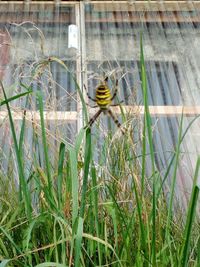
84, 76, 125, 134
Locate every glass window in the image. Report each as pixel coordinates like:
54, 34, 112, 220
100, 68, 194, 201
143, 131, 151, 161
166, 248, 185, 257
0, 3, 78, 175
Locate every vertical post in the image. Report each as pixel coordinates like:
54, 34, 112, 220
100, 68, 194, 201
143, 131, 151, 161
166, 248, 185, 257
76, 1, 87, 132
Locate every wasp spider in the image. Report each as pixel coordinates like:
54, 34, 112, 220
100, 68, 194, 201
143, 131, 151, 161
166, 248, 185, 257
84, 76, 125, 134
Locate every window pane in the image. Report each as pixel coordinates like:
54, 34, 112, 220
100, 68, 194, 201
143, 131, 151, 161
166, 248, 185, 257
0, 3, 77, 111
84, 3, 200, 106
0, 3, 78, 176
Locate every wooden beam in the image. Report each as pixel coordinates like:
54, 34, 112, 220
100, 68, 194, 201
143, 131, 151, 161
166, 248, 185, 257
1, 106, 200, 122
90, 106, 200, 117
5, 12, 198, 25
85, 13, 200, 23
0, 2, 76, 12
0, 14, 74, 24
91, 1, 200, 12
0, 1, 76, 4
0, 1, 199, 12
1, 1, 199, 24
0, 110, 77, 121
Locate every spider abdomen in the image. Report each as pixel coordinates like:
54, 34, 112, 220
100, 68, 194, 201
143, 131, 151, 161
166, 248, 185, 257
96, 85, 112, 108
85, 77, 125, 134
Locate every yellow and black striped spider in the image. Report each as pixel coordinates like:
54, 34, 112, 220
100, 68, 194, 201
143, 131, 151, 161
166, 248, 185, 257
84, 76, 125, 135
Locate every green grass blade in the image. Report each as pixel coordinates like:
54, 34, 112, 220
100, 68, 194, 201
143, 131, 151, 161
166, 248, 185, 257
74, 217, 83, 267
0, 90, 32, 107
189, 156, 200, 204
140, 34, 155, 173
75, 128, 85, 155
34, 263, 67, 267
180, 186, 199, 267
57, 142, 65, 210
141, 115, 146, 195
69, 128, 85, 223
0, 81, 32, 219
180, 156, 200, 267
83, 233, 123, 267
80, 128, 91, 218
0, 226, 23, 255
91, 162, 102, 266
69, 147, 78, 226
19, 110, 27, 165
165, 112, 183, 239
72, 129, 91, 267
132, 178, 149, 265
140, 33, 156, 266
37, 91, 53, 200
106, 184, 130, 254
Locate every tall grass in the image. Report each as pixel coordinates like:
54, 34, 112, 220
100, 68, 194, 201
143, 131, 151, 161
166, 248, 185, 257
0, 37, 200, 267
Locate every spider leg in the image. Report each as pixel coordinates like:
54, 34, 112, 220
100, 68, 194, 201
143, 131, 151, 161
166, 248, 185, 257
84, 109, 102, 129
111, 79, 119, 101
84, 84, 96, 102
104, 76, 109, 82
110, 100, 124, 107
107, 108, 125, 135
86, 103, 98, 108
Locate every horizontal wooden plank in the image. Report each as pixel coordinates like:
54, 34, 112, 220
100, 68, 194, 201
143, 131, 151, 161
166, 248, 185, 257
0, 12, 197, 24
90, 106, 200, 116
0, 2, 76, 12
0, 1, 76, 4
0, 1, 199, 12
0, 2, 199, 23
85, 13, 200, 23
91, 1, 200, 12
1, 106, 200, 122
0, 110, 77, 121
0, 15, 74, 24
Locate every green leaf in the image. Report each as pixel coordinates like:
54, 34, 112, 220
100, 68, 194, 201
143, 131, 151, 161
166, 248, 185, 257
74, 217, 83, 267
80, 128, 91, 218
69, 147, 78, 226
180, 157, 200, 267
0, 90, 32, 107
37, 91, 53, 200
75, 128, 85, 155
140, 33, 156, 266
0, 81, 32, 219
34, 263, 67, 267
57, 142, 66, 209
